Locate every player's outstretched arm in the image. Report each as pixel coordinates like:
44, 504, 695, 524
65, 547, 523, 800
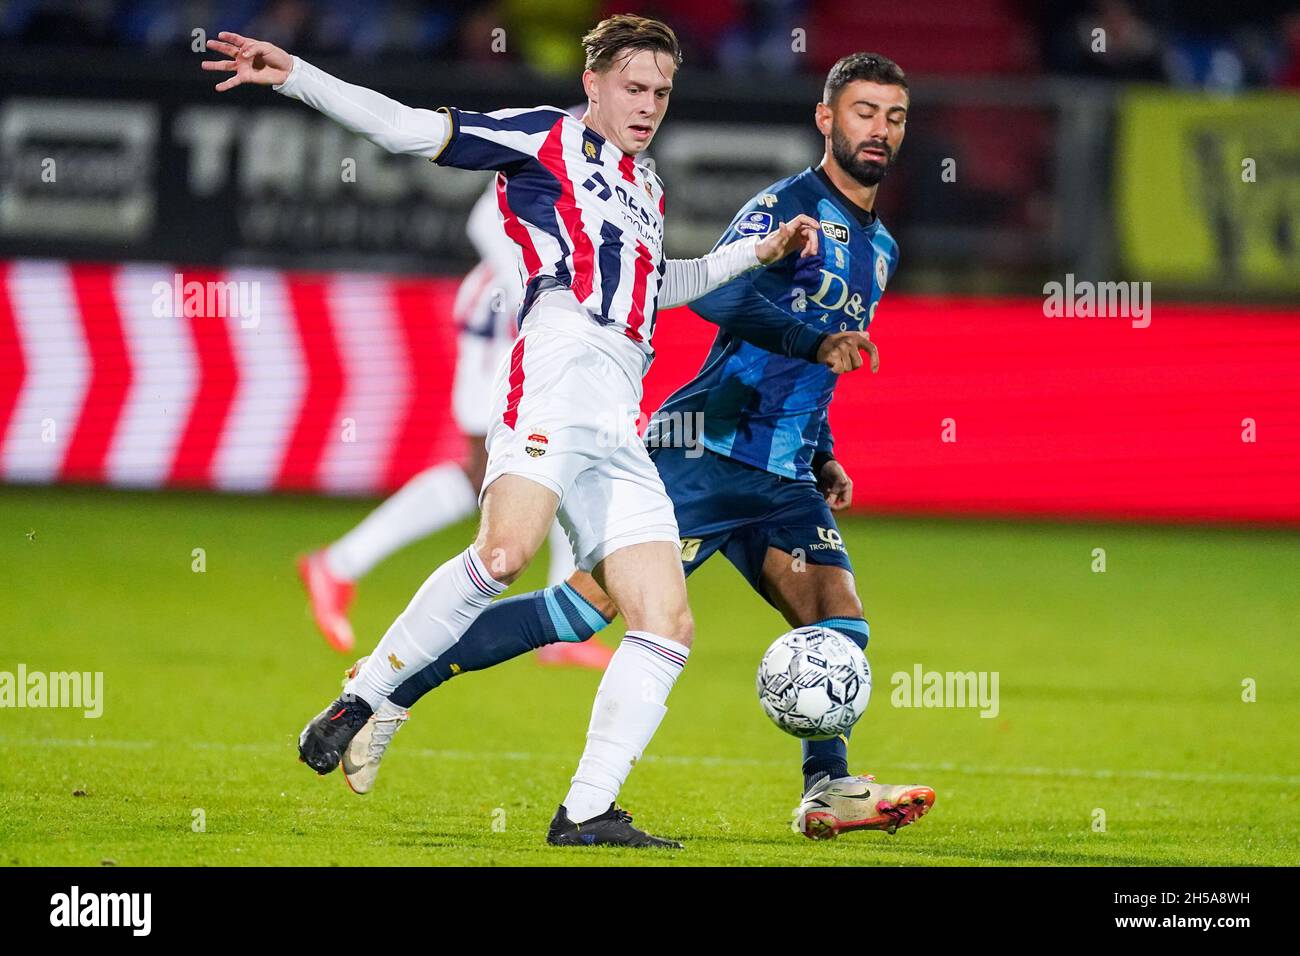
202, 32, 451, 159
659, 215, 820, 311
201, 32, 292, 88
755, 215, 820, 264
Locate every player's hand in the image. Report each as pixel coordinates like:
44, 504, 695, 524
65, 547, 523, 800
817, 460, 853, 510
816, 330, 880, 375
202, 32, 293, 91
755, 214, 820, 264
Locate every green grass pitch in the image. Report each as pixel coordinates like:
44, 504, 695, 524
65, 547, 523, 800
1, 484, 1296, 867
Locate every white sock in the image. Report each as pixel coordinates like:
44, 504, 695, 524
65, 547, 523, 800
346, 547, 506, 708
563, 631, 689, 823
325, 462, 478, 581
546, 520, 576, 588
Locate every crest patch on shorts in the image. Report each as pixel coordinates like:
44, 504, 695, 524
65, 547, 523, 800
524, 432, 549, 458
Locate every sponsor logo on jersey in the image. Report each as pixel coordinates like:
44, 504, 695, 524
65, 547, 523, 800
388, 653, 406, 671
525, 432, 549, 458
680, 538, 703, 562
758, 193, 778, 208
820, 221, 851, 244
583, 139, 598, 160
876, 253, 889, 290
736, 211, 774, 235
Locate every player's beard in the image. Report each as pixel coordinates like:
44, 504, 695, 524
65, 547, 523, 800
830, 122, 894, 187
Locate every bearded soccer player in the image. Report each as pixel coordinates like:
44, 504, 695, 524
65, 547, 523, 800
330, 53, 936, 841
203, 15, 875, 847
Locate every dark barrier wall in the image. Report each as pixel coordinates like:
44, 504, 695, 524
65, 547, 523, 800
1, 48, 1108, 291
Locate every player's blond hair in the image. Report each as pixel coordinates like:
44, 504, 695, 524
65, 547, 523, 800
581, 14, 682, 73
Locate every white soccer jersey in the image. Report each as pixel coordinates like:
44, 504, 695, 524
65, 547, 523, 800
432, 106, 667, 355
275, 57, 777, 368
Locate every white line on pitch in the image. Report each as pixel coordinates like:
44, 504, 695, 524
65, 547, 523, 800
3, 735, 1297, 786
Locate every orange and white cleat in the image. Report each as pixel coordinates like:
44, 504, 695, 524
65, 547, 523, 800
297, 550, 356, 654
793, 772, 935, 840
536, 639, 615, 670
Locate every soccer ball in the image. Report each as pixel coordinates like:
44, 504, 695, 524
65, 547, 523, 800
756, 626, 871, 739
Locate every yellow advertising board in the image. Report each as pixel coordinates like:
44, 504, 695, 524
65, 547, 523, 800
1116, 90, 1300, 290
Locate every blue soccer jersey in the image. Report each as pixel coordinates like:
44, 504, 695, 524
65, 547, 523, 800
646, 166, 899, 481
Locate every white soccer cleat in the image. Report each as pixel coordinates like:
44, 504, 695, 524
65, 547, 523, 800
792, 772, 935, 840
338, 657, 409, 795
341, 699, 409, 795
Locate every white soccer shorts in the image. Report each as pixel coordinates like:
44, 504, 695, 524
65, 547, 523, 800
481, 292, 679, 572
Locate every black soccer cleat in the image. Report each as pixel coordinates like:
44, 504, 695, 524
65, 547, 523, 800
298, 694, 373, 774
546, 804, 683, 849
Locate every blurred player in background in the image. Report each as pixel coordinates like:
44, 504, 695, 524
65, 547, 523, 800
333, 53, 936, 841
297, 166, 612, 670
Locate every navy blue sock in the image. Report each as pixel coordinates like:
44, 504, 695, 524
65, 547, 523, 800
800, 617, 870, 790
388, 582, 612, 709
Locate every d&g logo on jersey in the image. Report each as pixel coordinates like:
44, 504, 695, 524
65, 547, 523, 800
809, 526, 845, 552
525, 432, 550, 458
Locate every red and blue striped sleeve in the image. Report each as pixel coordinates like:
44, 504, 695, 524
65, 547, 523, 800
433, 106, 569, 172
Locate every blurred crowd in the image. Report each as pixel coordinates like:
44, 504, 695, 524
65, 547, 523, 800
2, 0, 1299, 89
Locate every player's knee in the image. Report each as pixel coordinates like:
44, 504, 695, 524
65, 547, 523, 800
663, 606, 694, 648
473, 541, 532, 584
623, 604, 693, 648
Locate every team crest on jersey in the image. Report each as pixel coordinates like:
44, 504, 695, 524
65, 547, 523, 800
737, 211, 774, 235
875, 253, 889, 290
525, 432, 550, 458
758, 193, 778, 208
820, 221, 850, 244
